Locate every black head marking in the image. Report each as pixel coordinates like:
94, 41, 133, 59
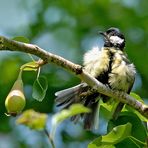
106, 27, 120, 35
100, 27, 125, 50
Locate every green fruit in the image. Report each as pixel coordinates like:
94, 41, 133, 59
5, 79, 26, 116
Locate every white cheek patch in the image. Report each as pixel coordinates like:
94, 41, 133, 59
110, 36, 124, 45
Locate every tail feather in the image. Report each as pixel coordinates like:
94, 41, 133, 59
55, 83, 100, 130
55, 83, 87, 108
56, 96, 74, 108
71, 114, 81, 123
55, 84, 84, 98
56, 93, 75, 107
83, 100, 99, 129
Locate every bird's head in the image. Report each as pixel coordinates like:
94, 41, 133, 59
99, 27, 125, 50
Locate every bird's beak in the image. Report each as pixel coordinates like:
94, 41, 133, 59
98, 31, 109, 41
99, 31, 107, 37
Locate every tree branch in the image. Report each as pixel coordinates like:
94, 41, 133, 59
0, 36, 148, 119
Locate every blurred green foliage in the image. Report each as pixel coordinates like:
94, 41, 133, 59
0, 0, 148, 148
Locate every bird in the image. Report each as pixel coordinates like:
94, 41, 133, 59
55, 27, 136, 130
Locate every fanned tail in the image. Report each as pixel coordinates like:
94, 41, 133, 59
55, 83, 100, 130
55, 83, 88, 108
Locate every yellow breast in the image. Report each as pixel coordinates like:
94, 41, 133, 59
84, 47, 110, 77
109, 51, 136, 92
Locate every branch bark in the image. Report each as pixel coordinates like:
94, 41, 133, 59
0, 36, 148, 119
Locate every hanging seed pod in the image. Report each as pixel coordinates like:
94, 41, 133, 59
5, 77, 26, 116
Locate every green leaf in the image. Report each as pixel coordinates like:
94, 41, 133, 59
16, 109, 48, 130
102, 123, 132, 144
20, 61, 39, 71
124, 92, 147, 122
88, 123, 131, 148
88, 137, 111, 148
100, 100, 121, 120
108, 112, 147, 146
52, 104, 90, 125
32, 76, 48, 102
115, 137, 141, 148
127, 92, 148, 122
88, 144, 115, 148
51, 104, 91, 139
88, 137, 102, 148
100, 101, 112, 113
98, 145, 115, 148
126, 106, 148, 122
130, 92, 144, 103
12, 36, 30, 43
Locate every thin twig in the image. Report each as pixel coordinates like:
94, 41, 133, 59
44, 129, 55, 148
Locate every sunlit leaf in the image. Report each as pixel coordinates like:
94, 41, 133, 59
115, 137, 141, 148
88, 137, 102, 148
130, 92, 144, 103
51, 104, 91, 139
100, 100, 120, 120
102, 123, 132, 144
32, 76, 48, 101
16, 109, 48, 130
12, 36, 30, 43
20, 61, 39, 71
88, 143, 115, 148
108, 112, 147, 145
125, 92, 148, 122
100, 101, 112, 113
98, 145, 115, 148
126, 106, 148, 122
88, 123, 131, 148
52, 104, 90, 125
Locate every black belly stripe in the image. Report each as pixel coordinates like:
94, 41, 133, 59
84, 49, 115, 105
96, 49, 114, 87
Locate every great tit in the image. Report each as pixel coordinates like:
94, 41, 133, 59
55, 27, 136, 130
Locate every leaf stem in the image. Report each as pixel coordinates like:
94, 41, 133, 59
28, 53, 35, 61
18, 69, 23, 80
37, 67, 41, 79
129, 136, 146, 147
44, 129, 55, 148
